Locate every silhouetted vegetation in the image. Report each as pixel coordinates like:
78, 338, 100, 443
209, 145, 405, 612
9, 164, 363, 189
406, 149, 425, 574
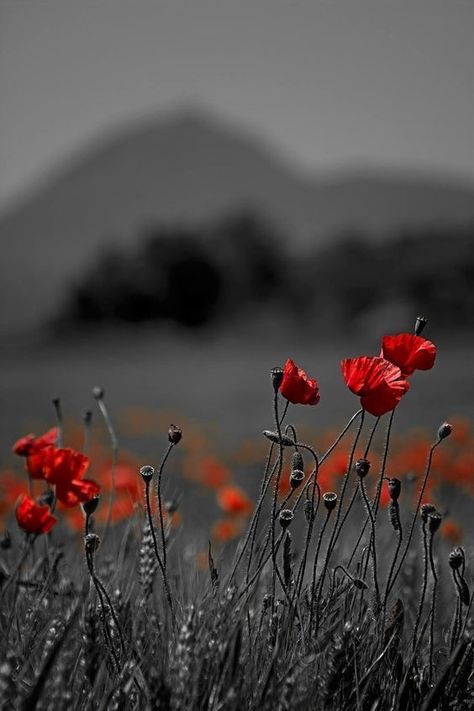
64, 214, 474, 331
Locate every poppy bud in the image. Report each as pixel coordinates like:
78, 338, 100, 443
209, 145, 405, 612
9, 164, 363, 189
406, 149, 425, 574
355, 458, 370, 478
448, 547, 464, 571
82, 495, 100, 516
0, 530, 11, 550
82, 409, 93, 426
421, 503, 436, 522
323, 492, 337, 512
39, 489, 55, 508
438, 422, 452, 440
92, 386, 104, 400
140, 465, 155, 483
271, 367, 284, 391
304, 499, 313, 523
388, 478, 401, 501
290, 469, 305, 489
168, 424, 182, 445
279, 509, 294, 529
428, 511, 442, 534
352, 578, 368, 590
263, 430, 296, 447
85, 532, 100, 554
292, 451, 304, 473
414, 316, 428, 336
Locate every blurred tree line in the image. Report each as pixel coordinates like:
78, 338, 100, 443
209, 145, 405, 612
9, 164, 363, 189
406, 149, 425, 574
64, 212, 474, 331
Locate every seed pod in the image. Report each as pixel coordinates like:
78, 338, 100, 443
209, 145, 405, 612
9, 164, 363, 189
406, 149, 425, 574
140, 465, 155, 483
388, 478, 401, 501
92, 386, 104, 400
449, 547, 464, 571
279, 509, 294, 530
263, 430, 296, 447
438, 422, 452, 440
389, 501, 400, 531
290, 469, 305, 489
428, 511, 442, 534
355, 458, 370, 478
82, 495, 100, 516
168, 424, 182, 445
323, 492, 337, 512
415, 316, 427, 336
421, 503, 436, 522
271, 367, 284, 391
292, 451, 304, 473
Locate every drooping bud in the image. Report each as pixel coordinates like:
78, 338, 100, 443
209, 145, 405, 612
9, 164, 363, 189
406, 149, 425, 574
140, 465, 155, 483
355, 458, 370, 478
323, 492, 338, 512
292, 451, 304, 472
85, 532, 101, 554
271, 367, 284, 392
438, 422, 452, 440
414, 316, 428, 336
388, 478, 401, 501
82, 495, 100, 516
279, 509, 294, 530
168, 424, 182, 445
428, 511, 442, 534
263, 430, 296, 447
421, 503, 436, 522
449, 547, 464, 571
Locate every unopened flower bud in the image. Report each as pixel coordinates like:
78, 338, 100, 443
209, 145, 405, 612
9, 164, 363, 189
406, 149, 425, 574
168, 424, 182, 445
355, 458, 370, 478
449, 547, 464, 571
263, 430, 296, 447
85, 532, 101, 554
140, 465, 155, 483
0, 530, 11, 550
39, 489, 55, 508
92, 386, 104, 400
290, 469, 305, 489
421, 503, 436, 522
438, 422, 452, 440
415, 316, 428, 336
82, 495, 100, 516
271, 367, 284, 391
279, 509, 294, 529
82, 409, 93, 426
304, 499, 313, 523
428, 511, 442, 534
388, 478, 401, 501
323, 492, 338, 512
292, 451, 304, 473
352, 578, 368, 590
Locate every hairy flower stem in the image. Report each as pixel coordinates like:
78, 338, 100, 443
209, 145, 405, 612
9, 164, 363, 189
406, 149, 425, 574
449, 570, 462, 652
144, 481, 175, 622
383, 501, 403, 615
411, 520, 429, 653
359, 477, 380, 607
94, 392, 118, 543
85, 548, 121, 672
387, 438, 441, 597
156, 442, 173, 570
308, 509, 331, 633
295, 478, 320, 599
427, 529, 439, 684
270, 389, 284, 615
85, 548, 126, 656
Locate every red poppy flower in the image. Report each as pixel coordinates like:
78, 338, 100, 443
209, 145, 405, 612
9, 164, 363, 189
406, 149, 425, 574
381, 334, 436, 377
280, 359, 320, 406
12, 428, 58, 457
341, 356, 410, 416
212, 518, 241, 542
16, 494, 57, 534
217, 486, 252, 516
42, 447, 100, 507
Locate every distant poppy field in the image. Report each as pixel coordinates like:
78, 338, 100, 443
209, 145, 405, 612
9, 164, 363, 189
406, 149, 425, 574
1, 320, 473, 710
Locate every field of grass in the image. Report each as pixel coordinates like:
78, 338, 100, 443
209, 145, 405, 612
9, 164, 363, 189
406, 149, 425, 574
1, 324, 474, 709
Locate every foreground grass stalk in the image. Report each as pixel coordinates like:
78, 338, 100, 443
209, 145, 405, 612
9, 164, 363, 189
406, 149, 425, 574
93, 387, 118, 543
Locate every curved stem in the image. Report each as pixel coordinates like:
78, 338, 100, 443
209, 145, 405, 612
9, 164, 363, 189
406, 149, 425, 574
412, 520, 428, 653
156, 442, 173, 570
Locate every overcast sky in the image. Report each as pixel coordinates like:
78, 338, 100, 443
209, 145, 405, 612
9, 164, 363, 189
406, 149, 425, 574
1, 0, 474, 209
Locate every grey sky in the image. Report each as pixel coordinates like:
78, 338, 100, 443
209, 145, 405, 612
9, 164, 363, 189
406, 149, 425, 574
1, 0, 474, 209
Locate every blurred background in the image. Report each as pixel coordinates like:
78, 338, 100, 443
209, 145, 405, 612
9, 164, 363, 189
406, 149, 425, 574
1, 0, 474, 473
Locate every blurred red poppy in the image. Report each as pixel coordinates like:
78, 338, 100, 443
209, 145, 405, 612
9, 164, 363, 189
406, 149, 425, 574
212, 518, 241, 542
13, 428, 59, 480
280, 358, 320, 406
16, 494, 57, 534
217, 485, 252, 516
341, 356, 409, 416
442, 520, 462, 544
42, 447, 100, 507
381, 334, 436, 377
